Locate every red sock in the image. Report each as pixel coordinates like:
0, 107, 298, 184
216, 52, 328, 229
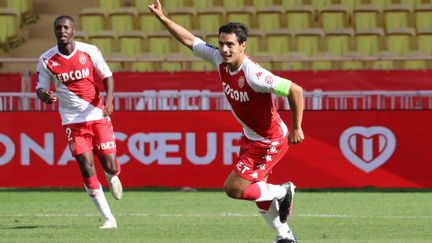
241, 183, 261, 201
83, 175, 100, 190
114, 159, 121, 176
256, 201, 272, 211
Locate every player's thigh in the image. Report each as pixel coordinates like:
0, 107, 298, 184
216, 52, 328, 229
92, 117, 117, 155
63, 122, 93, 156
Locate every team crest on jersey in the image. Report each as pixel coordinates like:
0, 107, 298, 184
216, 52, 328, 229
79, 53, 87, 65
265, 75, 274, 84
238, 76, 245, 88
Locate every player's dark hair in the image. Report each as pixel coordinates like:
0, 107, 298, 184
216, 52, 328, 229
218, 22, 248, 44
53, 15, 75, 27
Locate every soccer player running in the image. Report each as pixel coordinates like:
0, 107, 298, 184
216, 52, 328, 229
35, 15, 123, 229
149, 1, 304, 242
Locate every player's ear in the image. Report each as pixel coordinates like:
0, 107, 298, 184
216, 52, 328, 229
240, 41, 247, 53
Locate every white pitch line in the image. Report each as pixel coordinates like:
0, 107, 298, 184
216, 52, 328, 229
1, 213, 432, 219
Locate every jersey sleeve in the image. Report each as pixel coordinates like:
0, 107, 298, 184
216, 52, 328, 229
192, 37, 222, 67
245, 62, 292, 97
90, 46, 112, 79
35, 57, 52, 90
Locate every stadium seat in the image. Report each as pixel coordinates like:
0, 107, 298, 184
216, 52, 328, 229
133, 0, 154, 12
416, 28, 432, 55
226, 6, 256, 28
190, 58, 215, 71
168, 7, 196, 31
369, 0, 391, 9
163, 0, 189, 11
285, 5, 315, 32
339, 53, 365, 70
129, 53, 163, 72
294, 28, 325, 56
161, 53, 185, 72
146, 31, 173, 57
264, 28, 295, 55
79, 8, 107, 35
0, 8, 22, 51
401, 52, 429, 70
325, 28, 355, 56
197, 7, 226, 34
273, 52, 308, 71
308, 0, 333, 12
74, 31, 88, 42
205, 33, 219, 47
352, 4, 383, 31
399, 0, 423, 9
383, 4, 413, 32
244, 29, 264, 56
354, 28, 384, 56
319, 4, 350, 33
221, 0, 248, 10
6, 0, 37, 25
98, 0, 122, 12
371, 51, 396, 70
108, 7, 138, 35
385, 27, 415, 56
192, 0, 216, 10
256, 6, 285, 32
118, 31, 145, 57
280, 0, 303, 9
310, 53, 335, 71
414, 4, 432, 32
138, 11, 163, 34
250, 0, 274, 10
88, 31, 117, 57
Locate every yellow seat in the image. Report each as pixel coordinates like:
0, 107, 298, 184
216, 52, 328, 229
273, 52, 308, 71
385, 27, 415, 56
352, 4, 382, 31
256, 6, 285, 32
309, 0, 333, 12
118, 31, 144, 57
163, 0, 188, 11
399, 0, 423, 9
245, 29, 264, 56
0, 8, 22, 50
383, 4, 413, 32
264, 28, 294, 55
340, 55, 364, 70
193, 0, 216, 10
74, 31, 88, 43
370, 0, 391, 9
98, 0, 122, 12
146, 31, 173, 57
325, 28, 354, 56
414, 4, 432, 32
197, 7, 226, 34
402, 52, 428, 70
108, 7, 137, 35
294, 28, 324, 56
161, 53, 185, 72
281, 0, 302, 9
221, 0, 248, 10
190, 58, 215, 71
354, 28, 384, 56
6, 0, 37, 24
205, 33, 219, 47
79, 8, 106, 35
129, 53, 162, 72
168, 7, 196, 31
88, 31, 117, 57
250, 0, 274, 10
416, 29, 432, 55
320, 4, 350, 33
138, 11, 163, 34
285, 5, 315, 32
226, 6, 256, 28
133, 0, 154, 12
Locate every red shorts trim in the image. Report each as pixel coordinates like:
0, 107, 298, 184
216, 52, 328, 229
234, 135, 289, 182
63, 117, 117, 156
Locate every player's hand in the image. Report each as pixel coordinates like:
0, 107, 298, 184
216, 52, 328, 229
288, 128, 304, 145
103, 101, 114, 117
148, 0, 164, 17
43, 90, 57, 104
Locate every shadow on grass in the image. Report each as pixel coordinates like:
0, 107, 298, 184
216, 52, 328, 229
0, 225, 66, 230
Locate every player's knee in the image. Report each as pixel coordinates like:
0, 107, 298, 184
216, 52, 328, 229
223, 183, 243, 199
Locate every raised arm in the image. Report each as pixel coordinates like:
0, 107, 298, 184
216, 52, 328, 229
148, 0, 196, 50
287, 82, 304, 145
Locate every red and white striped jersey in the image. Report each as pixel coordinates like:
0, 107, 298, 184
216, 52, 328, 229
192, 38, 290, 141
36, 41, 112, 125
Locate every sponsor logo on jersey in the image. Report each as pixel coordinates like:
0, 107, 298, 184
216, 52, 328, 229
79, 53, 87, 65
56, 68, 90, 82
222, 82, 250, 102
339, 126, 396, 173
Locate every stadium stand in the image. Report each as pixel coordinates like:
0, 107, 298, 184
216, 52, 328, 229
1, 0, 432, 72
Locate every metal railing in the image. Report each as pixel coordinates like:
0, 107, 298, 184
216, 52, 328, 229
1, 90, 431, 111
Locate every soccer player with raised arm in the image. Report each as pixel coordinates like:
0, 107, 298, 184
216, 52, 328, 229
36, 15, 123, 229
149, 1, 304, 242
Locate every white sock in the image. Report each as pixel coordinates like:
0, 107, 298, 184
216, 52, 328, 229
256, 181, 287, 202
259, 199, 292, 238
85, 184, 115, 221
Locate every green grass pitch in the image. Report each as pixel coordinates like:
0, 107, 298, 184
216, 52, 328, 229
0, 189, 431, 242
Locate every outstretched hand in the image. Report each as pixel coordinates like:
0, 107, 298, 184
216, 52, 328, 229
42, 90, 57, 104
148, 0, 164, 17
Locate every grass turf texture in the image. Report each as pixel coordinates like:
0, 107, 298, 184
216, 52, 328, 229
0, 189, 431, 242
